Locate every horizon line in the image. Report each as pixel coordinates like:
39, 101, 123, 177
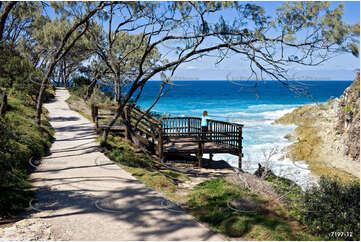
148, 79, 353, 82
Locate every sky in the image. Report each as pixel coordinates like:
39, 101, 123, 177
170, 1, 360, 81
46, 1, 360, 81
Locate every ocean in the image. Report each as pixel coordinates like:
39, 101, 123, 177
134, 80, 352, 188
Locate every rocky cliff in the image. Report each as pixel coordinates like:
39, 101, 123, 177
274, 73, 360, 180
335, 72, 360, 162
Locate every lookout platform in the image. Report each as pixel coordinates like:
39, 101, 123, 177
91, 104, 244, 168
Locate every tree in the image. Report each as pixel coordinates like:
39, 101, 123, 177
82, 2, 162, 142
32, 2, 110, 128
76, 59, 113, 101
91, 2, 358, 144
0, 42, 40, 104
0, 2, 44, 115
50, 27, 95, 88
0, 2, 18, 115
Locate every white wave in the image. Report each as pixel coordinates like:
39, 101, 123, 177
248, 141, 291, 150
216, 108, 296, 120
247, 104, 301, 111
258, 108, 296, 119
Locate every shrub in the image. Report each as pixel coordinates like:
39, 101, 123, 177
301, 176, 360, 240
69, 85, 88, 100
0, 96, 53, 217
71, 76, 92, 88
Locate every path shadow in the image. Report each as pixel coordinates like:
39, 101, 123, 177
50, 116, 80, 122
49, 144, 99, 154
25, 180, 219, 240
54, 124, 94, 133
32, 162, 117, 174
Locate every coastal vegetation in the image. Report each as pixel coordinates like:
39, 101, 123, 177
301, 176, 360, 240
0, 1, 359, 240
185, 178, 318, 240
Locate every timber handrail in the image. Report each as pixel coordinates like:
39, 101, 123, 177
91, 104, 243, 168
160, 116, 243, 167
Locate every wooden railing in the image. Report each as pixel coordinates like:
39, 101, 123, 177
208, 119, 243, 150
91, 104, 243, 167
161, 117, 201, 137
159, 116, 243, 167
91, 104, 161, 140
161, 117, 243, 149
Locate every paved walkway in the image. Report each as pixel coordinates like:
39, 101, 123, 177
28, 88, 221, 240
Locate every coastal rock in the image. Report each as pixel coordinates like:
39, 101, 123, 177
273, 73, 360, 179
335, 72, 360, 161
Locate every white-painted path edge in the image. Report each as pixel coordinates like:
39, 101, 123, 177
29, 88, 222, 241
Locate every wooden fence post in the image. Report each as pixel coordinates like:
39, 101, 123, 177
198, 141, 204, 168
188, 118, 190, 136
91, 104, 99, 128
91, 104, 95, 122
238, 127, 243, 170
158, 118, 164, 162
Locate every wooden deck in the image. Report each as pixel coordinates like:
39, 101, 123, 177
164, 137, 239, 154
91, 104, 244, 168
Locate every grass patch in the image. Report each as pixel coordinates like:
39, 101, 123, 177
262, 175, 308, 222
185, 178, 320, 240
65, 95, 92, 121
342, 105, 352, 113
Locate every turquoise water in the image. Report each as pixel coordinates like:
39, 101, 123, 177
135, 80, 352, 187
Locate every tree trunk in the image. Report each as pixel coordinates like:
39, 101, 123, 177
101, 105, 132, 142
35, 82, 46, 127
101, 105, 145, 148
122, 106, 146, 148
0, 89, 7, 115
64, 78, 69, 88
0, 1, 17, 41
84, 79, 97, 101
102, 105, 123, 142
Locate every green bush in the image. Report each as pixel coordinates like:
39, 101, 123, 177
0, 43, 56, 107
0, 168, 34, 215
69, 84, 115, 105
69, 84, 88, 99
0, 96, 54, 217
301, 176, 360, 240
71, 76, 92, 88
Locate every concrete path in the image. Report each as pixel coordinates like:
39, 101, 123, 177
28, 88, 222, 241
